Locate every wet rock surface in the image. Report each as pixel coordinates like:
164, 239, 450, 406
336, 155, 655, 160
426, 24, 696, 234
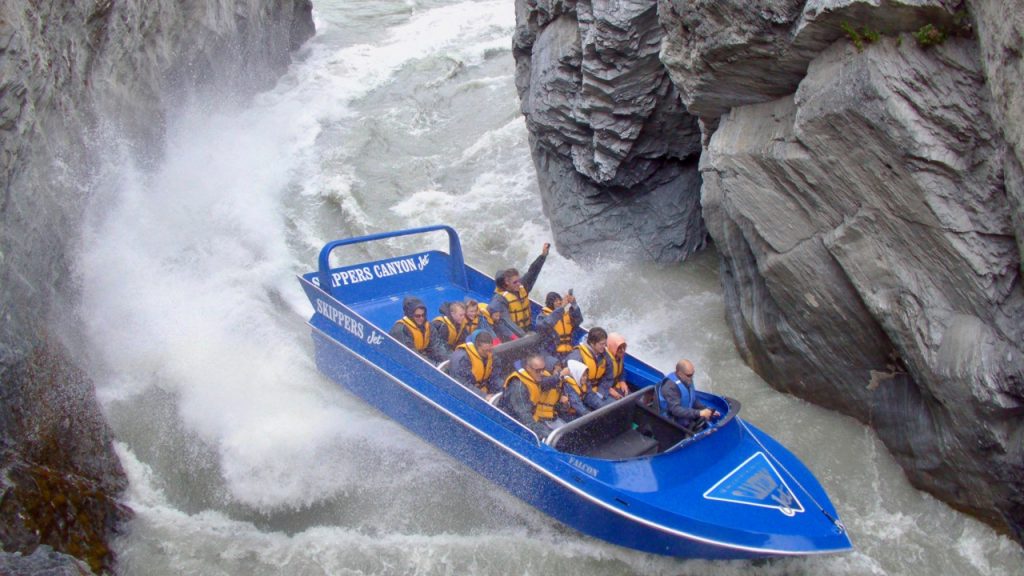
514, 0, 706, 262
701, 36, 1023, 542
0, 545, 94, 576
0, 1, 315, 572
516, 0, 1023, 544
1, 343, 131, 574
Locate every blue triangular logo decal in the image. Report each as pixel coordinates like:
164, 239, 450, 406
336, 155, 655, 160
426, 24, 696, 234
703, 452, 805, 516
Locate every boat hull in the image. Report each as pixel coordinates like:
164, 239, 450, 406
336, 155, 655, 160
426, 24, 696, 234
307, 293, 847, 559
300, 225, 852, 559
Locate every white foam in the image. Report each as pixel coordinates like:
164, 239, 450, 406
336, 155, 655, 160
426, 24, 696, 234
76, 0, 1024, 573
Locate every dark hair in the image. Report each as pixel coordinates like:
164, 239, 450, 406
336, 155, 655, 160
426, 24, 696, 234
525, 353, 546, 370
502, 268, 520, 283
545, 292, 561, 309
494, 270, 506, 290
587, 327, 608, 345
474, 331, 495, 347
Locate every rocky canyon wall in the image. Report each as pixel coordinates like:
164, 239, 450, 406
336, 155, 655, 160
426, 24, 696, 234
0, 1, 313, 572
514, 0, 1022, 544
513, 0, 707, 262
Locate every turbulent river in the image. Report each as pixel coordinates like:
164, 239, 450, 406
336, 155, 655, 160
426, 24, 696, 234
74, 0, 1023, 574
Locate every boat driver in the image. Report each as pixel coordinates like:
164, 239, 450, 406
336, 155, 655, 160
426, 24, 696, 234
658, 359, 719, 430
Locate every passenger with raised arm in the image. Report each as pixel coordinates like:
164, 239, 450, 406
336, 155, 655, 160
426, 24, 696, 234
537, 290, 582, 360
658, 359, 720, 431
557, 359, 606, 422
450, 330, 499, 399
390, 296, 445, 363
604, 332, 632, 400
430, 301, 467, 356
488, 242, 550, 334
565, 327, 614, 402
502, 352, 564, 437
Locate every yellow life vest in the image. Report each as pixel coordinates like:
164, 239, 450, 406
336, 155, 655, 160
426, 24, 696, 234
501, 286, 532, 330
397, 317, 431, 351
563, 375, 592, 397
560, 375, 591, 417
434, 315, 466, 347
576, 344, 607, 384
456, 342, 494, 393
541, 306, 575, 354
504, 368, 559, 421
609, 353, 624, 381
475, 302, 496, 327
466, 302, 495, 335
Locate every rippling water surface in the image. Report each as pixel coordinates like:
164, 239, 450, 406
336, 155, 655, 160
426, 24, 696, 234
75, 1, 1023, 574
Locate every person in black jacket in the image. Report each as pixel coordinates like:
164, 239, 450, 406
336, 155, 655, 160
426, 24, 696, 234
488, 243, 550, 334
502, 353, 563, 437
390, 296, 445, 363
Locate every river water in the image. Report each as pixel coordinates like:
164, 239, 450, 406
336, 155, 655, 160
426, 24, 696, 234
74, 0, 1024, 574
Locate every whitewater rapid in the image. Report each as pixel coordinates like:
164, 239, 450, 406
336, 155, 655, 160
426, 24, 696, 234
74, 0, 1023, 574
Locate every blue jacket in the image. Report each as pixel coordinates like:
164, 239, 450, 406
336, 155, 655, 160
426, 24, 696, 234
564, 345, 614, 398
557, 375, 607, 421
658, 373, 707, 428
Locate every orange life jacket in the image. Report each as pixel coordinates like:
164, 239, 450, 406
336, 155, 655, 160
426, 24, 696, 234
397, 317, 430, 351
504, 368, 558, 421
456, 342, 494, 393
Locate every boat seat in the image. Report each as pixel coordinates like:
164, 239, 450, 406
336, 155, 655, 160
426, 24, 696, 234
581, 428, 659, 460
492, 332, 542, 377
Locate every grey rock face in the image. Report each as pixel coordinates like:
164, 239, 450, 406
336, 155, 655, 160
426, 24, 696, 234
970, 0, 1024, 272
0, 545, 93, 576
659, 0, 960, 118
514, 0, 706, 262
0, 0, 314, 570
516, 0, 1023, 546
701, 36, 1023, 541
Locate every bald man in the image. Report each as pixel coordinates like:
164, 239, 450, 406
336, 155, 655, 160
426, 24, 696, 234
659, 359, 719, 430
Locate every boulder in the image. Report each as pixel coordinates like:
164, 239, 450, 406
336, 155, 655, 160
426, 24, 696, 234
514, 0, 706, 262
659, 0, 961, 118
701, 35, 1023, 542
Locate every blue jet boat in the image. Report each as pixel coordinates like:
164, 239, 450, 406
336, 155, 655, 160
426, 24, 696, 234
298, 225, 853, 559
